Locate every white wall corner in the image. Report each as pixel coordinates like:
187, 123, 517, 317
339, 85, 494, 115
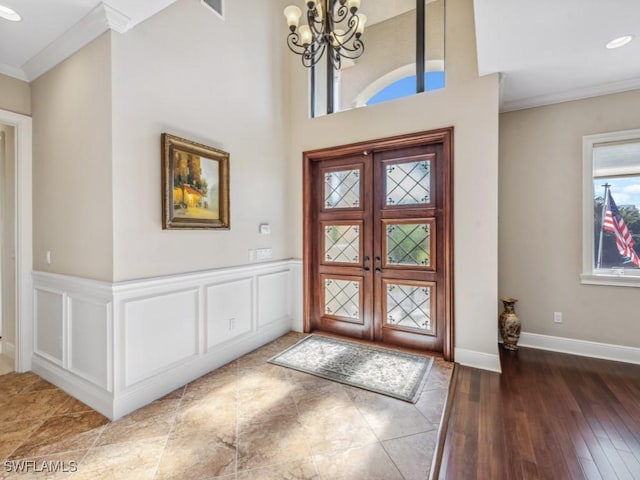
519, 332, 640, 365
22, 2, 132, 81
455, 347, 502, 373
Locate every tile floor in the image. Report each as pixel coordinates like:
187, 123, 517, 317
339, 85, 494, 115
0, 333, 452, 479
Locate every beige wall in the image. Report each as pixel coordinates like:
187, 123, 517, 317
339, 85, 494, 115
110, 0, 291, 281
288, 0, 501, 357
0, 125, 15, 346
0, 74, 30, 116
499, 90, 640, 348
31, 33, 114, 281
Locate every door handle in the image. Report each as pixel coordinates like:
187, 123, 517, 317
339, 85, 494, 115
364, 266, 370, 272
375, 267, 382, 273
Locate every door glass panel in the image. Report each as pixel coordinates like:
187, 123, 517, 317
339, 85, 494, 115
325, 224, 360, 263
324, 169, 360, 209
386, 223, 431, 266
324, 278, 360, 319
386, 283, 434, 334
386, 159, 431, 206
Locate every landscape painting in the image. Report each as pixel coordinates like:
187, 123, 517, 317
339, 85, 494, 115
162, 133, 230, 229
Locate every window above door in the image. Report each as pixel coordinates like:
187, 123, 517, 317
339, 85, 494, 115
310, 0, 445, 117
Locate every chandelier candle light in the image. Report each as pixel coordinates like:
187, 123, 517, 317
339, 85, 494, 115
284, 0, 367, 69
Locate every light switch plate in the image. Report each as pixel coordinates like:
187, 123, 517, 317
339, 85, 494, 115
256, 248, 273, 260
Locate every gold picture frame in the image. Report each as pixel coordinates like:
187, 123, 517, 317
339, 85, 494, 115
161, 133, 230, 229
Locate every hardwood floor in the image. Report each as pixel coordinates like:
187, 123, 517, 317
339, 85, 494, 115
437, 347, 640, 480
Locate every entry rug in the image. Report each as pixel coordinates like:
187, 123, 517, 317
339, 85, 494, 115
268, 335, 433, 403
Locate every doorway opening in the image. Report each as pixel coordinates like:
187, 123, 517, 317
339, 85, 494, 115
0, 109, 33, 374
0, 125, 17, 374
303, 128, 453, 360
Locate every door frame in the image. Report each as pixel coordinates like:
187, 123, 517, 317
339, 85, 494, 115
0, 109, 33, 373
303, 128, 454, 361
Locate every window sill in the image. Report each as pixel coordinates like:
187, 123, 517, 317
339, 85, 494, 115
580, 273, 640, 288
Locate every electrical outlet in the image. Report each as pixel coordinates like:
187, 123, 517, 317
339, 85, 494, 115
248, 249, 255, 261
553, 311, 563, 323
229, 318, 236, 331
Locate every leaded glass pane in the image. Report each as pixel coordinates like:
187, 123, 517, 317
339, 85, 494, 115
386, 223, 431, 266
324, 278, 360, 319
325, 225, 360, 263
386, 283, 433, 333
386, 160, 431, 206
324, 169, 360, 209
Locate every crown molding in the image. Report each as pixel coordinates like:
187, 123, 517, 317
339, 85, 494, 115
22, 2, 132, 82
0, 63, 28, 81
501, 76, 640, 113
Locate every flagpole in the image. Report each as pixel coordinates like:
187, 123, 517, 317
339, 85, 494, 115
596, 183, 611, 269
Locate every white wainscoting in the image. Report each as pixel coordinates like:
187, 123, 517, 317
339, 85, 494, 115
32, 260, 301, 420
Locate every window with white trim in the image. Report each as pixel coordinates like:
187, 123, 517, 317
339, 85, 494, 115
582, 129, 640, 286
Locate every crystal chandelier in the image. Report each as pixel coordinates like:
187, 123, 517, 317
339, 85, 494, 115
283, 0, 367, 69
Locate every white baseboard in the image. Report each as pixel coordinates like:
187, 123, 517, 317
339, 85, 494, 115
454, 347, 502, 373
32, 354, 114, 418
519, 332, 640, 365
0, 340, 15, 360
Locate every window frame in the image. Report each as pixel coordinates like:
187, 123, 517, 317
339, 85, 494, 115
581, 128, 640, 287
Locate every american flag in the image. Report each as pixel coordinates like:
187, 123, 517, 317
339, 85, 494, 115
603, 190, 640, 267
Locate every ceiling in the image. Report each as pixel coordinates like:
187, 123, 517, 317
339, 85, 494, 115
474, 0, 640, 111
1, 0, 639, 112
0, 0, 178, 80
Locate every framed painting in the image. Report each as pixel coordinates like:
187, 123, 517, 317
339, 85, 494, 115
162, 133, 230, 229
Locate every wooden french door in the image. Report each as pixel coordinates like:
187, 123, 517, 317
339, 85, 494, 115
303, 129, 453, 359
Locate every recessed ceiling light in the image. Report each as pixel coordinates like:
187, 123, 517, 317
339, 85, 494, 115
606, 35, 634, 49
0, 4, 21, 22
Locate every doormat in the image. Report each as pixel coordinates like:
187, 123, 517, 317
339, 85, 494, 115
268, 335, 433, 403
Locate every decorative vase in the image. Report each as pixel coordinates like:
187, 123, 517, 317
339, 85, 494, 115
499, 298, 521, 351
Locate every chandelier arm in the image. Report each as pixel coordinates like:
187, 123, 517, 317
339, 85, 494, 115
287, 32, 308, 56
332, 15, 358, 46
302, 42, 326, 68
330, 4, 349, 24
308, 9, 323, 37
334, 41, 364, 60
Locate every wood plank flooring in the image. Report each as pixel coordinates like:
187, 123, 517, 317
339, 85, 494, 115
438, 347, 640, 480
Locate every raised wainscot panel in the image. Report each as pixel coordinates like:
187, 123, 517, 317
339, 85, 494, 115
257, 270, 291, 328
206, 277, 252, 350
124, 289, 199, 387
34, 288, 64, 365
69, 296, 111, 390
